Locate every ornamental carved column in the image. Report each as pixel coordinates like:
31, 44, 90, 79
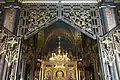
99, 2, 120, 80
99, 27, 120, 80
0, 27, 21, 80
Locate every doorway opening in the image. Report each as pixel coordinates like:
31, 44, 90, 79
22, 20, 102, 80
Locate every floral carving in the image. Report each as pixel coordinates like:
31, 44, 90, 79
19, 4, 58, 36
62, 4, 100, 36
28, 10, 57, 32
0, 27, 19, 67
99, 26, 120, 80
19, 4, 101, 39
64, 10, 91, 30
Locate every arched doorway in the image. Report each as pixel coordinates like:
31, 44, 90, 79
21, 20, 102, 80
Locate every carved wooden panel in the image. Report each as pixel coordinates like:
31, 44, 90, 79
62, 4, 101, 36
0, 27, 19, 67
19, 4, 58, 36
18, 3, 102, 39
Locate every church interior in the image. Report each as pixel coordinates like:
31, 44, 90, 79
0, 0, 120, 80
23, 20, 101, 80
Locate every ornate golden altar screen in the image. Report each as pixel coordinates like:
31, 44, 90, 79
39, 53, 78, 80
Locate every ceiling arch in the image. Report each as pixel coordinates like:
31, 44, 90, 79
45, 28, 75, 45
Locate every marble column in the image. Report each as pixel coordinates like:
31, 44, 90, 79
0, 54, 5, 80
98, 40, 106, 80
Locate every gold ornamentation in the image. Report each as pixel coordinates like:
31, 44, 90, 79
49, 52, 70, 68
49, 36, 70, 68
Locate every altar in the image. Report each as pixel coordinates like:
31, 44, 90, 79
39, 53, 78, 80
39, 37, 78, 80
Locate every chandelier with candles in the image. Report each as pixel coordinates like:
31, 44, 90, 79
49, 36, 70, 68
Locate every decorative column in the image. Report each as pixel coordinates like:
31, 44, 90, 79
14, 37, 22, 80
99, 2, 120, 80
113, 30, 120, 79
0, 26, 21, 80
99, 26, 120, 80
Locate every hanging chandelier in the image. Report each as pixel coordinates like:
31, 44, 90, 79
49, 36, 70, 68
